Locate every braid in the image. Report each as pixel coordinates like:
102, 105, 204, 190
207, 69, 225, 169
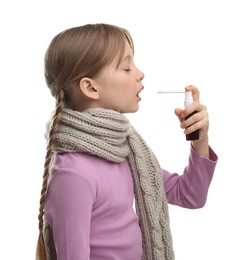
36, 89, 65, 260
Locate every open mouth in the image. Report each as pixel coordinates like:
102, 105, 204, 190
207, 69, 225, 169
137, 86, 144, 97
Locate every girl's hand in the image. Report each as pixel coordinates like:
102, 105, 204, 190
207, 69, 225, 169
174, 85, 209, 157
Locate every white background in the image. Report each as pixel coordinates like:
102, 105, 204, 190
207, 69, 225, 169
1, 0, 244, 259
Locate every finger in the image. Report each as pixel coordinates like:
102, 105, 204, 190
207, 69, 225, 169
181, 109, 209, 130
184, 117, 209, 135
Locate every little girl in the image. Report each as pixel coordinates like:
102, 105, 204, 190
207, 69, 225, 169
36, 23, 218, 260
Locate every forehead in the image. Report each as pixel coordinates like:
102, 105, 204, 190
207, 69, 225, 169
124, 41, 133, 56
113, 41, 133, 67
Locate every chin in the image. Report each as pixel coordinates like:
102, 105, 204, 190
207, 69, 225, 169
116, 103, 139, 113
123, 107, 139, 114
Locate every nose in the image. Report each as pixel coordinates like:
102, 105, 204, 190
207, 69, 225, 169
137, 68, 145, 82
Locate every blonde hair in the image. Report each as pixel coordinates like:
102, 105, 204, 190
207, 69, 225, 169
36, 23, 134, 259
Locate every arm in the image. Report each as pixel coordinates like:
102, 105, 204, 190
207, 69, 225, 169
44, 166, 95, 260
163, 145, 218, 209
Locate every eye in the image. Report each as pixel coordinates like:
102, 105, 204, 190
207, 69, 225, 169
124, 68, 132, 72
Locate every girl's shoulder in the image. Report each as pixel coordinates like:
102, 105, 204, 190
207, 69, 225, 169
55, 151, 107, 167
52, 152, 124, 179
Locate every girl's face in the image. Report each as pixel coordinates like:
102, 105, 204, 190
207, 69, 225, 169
93, 41, 144, 113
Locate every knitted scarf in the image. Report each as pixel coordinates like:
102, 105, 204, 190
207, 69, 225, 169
47, 108, 174, 260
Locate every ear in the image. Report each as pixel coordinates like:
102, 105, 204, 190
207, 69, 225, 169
78, 77, 99, 100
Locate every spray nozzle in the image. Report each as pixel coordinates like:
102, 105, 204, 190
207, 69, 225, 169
184, 91, 193, 107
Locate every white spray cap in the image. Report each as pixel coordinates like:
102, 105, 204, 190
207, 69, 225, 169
184, 91, 193, 107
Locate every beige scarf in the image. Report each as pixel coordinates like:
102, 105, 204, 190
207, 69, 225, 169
47, 108, 174, 260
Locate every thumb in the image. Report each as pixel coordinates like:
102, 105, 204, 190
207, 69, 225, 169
174, 108, 184, 122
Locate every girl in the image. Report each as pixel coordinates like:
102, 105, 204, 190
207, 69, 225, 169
36, 23, 217, 260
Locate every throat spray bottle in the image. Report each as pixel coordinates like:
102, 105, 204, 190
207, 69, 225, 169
184, 91, 199, 141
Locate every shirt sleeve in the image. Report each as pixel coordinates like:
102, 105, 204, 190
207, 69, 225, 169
163, 145, 218, 209
44, 166, 96, 260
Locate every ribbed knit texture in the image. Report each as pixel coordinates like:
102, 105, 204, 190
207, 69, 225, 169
46, 108, 174, 260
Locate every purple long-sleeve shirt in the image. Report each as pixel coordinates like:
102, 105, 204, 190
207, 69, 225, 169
44, 146, 217, 260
